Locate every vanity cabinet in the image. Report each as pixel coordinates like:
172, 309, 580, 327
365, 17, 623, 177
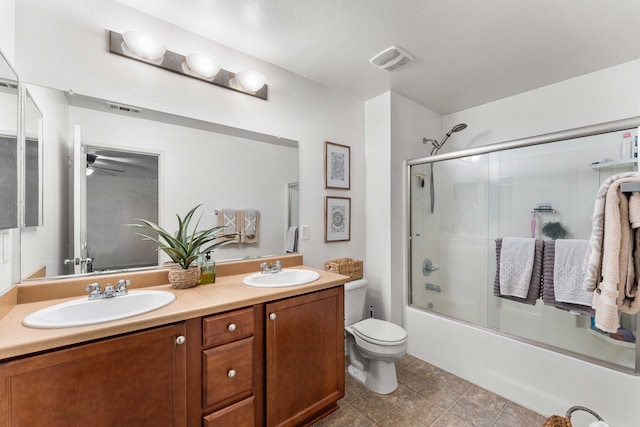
188, 285, 344, 427
186, 305, 265, 426
266, 286, 344, 427
0, 323, 187, 427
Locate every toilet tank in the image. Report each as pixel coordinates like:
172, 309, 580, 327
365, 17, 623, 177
344, 279, 368, 326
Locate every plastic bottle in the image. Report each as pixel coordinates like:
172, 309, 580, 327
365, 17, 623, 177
199, 252, 215, 284
620, 132, 632, 159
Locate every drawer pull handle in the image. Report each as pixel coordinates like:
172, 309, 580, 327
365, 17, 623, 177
227, 323, 237, 332
228, 369, 236, 378
269, 313, 276, 321
175, 335, 186, 345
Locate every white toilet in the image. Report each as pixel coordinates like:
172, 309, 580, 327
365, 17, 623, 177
344, 278, 408, 394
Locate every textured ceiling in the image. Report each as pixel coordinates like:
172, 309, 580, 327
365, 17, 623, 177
118, 0, 640, 114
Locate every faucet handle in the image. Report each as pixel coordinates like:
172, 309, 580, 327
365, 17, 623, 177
85, 282, 102, 299
116, 279, 130, 296
260, 262, 270, 274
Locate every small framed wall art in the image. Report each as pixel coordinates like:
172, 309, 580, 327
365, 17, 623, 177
324, 141, 350, 190
325, 196, 351, 242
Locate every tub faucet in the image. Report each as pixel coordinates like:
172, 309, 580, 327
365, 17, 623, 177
425, 283, 441, 293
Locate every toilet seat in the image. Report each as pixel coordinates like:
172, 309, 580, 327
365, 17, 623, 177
351, 318, 407, 346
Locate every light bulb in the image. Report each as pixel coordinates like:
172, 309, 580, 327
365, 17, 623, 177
235, 70, 266, 93
122, 30, 166, 61
185, 53, 221, 79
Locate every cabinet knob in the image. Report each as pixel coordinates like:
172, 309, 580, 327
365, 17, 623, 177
227, 369, 236, 378
175, 335, 186, 345
269, 313, 276, 321
227, 323, 237, 332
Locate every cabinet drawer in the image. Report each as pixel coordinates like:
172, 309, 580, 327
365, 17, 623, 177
203, 307, 254, 347
203, 396, 255, 427
203, 337, 254, 408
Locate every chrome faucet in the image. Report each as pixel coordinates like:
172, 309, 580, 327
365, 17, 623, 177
260, 260, 282, 274
84, 279, 131, 299
425, 283, 441, 293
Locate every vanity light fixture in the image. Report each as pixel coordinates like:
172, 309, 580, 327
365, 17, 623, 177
109, 30, 267, 100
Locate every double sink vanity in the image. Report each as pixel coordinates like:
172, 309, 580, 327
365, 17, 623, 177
0, 254, 347, 426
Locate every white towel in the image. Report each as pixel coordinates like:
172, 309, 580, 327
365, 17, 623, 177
553, 239, 592, 306
499, 237, 535, 298
285, 226, 298, 253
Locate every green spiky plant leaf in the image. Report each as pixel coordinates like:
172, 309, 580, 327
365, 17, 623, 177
130, 205, 237, 269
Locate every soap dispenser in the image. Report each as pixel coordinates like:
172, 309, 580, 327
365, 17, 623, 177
199, 252, 215, 284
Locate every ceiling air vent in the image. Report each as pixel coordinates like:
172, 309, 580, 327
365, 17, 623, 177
0, 79, 18, 90
106, 102, 142, 114
369, 46, 413, 71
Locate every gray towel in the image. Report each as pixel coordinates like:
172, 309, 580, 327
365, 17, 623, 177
493, 238, 542, 305
543, 241, 594, 316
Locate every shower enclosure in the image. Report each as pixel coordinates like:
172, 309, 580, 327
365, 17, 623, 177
408, 117, 640, 374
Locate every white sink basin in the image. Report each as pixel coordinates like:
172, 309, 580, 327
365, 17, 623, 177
243, 269, 320, 287
23, 290, 176, 329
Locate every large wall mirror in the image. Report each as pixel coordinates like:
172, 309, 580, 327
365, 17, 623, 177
0, 51, 19, 231
20, 85, 299, 281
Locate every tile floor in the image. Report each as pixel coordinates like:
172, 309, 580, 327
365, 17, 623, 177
313, 354, 547, 427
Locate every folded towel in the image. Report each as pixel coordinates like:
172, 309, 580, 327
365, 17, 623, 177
285, 226, 298, 253
542, 241, 594, 316
499, 237, 536, 298
553, 239, 592, 306
630, 192, 640, 229
240, 209, 259, 244
493, 238, 542, 305
216, 209, 240, 243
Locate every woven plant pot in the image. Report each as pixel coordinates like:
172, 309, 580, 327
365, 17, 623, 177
168, 265, 200, 289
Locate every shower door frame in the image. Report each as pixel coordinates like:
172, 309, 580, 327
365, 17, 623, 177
405, 115, 640, 375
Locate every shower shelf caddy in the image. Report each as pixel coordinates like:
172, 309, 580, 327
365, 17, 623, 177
590, 158, 637, 170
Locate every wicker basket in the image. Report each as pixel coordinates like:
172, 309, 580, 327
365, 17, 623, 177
324, 258, 363, 280
168, 265, 200, 289
543, 406, 605, 427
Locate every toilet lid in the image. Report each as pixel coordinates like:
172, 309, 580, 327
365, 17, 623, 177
351, 318, 407, 344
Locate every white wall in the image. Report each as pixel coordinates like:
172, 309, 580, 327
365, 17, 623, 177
0, 0, 14, 62
365, 91, 441, 323
405, 60, 640, 426
13, 0, 365, 272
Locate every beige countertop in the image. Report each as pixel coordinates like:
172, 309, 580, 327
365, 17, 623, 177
0, 256, 349, 361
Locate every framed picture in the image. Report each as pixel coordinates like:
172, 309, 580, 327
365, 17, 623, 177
325, 196, 351, 242
324, 141, 350, 190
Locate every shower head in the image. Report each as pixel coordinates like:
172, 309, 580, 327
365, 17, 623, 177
427, 123, 467, 154
449, 123, 468, 134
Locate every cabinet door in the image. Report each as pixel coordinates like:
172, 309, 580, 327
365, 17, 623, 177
265, 286, 344, 427
0, 323, 187, 427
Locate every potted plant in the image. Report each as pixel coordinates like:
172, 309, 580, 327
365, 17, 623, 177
131, 205, 235, 289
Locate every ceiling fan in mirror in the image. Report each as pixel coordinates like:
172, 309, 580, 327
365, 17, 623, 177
85, 153, 125, 176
